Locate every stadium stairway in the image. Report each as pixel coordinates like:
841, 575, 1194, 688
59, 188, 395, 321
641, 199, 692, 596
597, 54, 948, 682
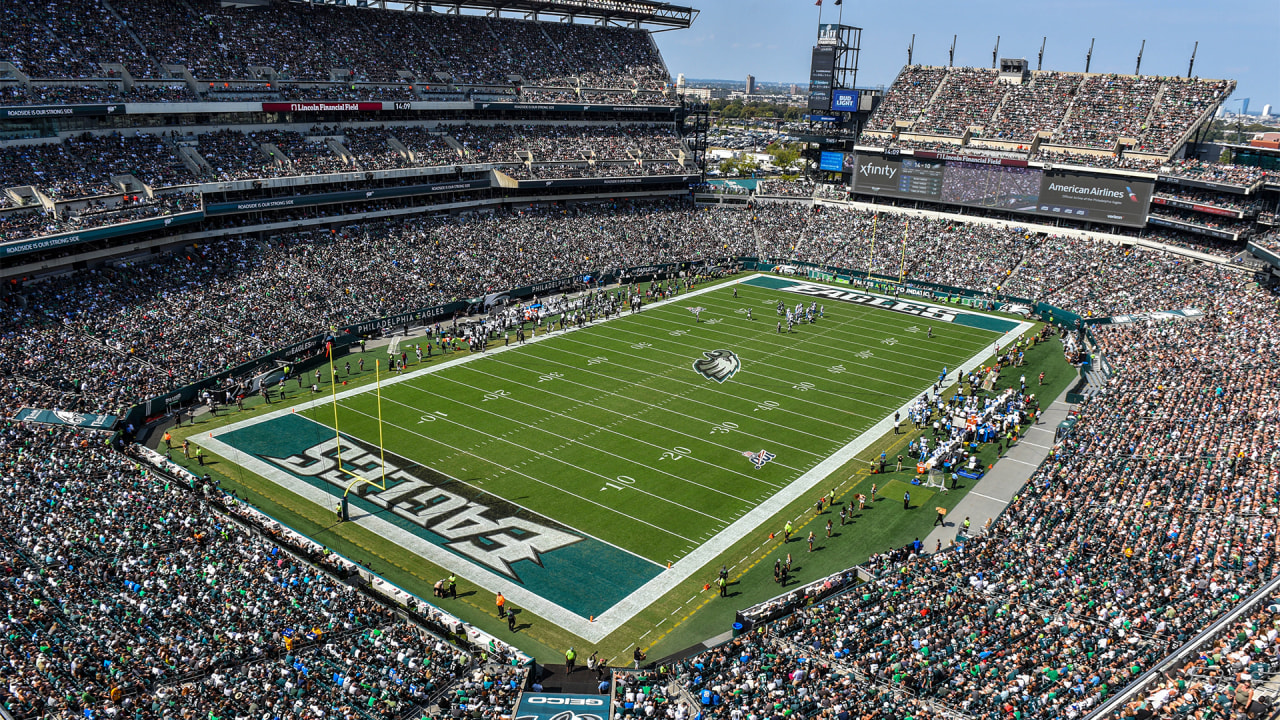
1080, 351, 1111, 401
529, 663, 607, 694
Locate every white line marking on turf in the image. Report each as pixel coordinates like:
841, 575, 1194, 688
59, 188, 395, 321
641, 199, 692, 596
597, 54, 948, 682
201, 274, 1033, 642
336, 400, 726, 526
535, 337, 850, 445
440, 362, 799, 482
375, 379, 767, 503
1002, 457, 1040, 467
427, 360, 807, 477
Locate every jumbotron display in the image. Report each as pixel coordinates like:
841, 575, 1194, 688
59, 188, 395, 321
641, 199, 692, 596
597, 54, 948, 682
851, 151, 1154, 227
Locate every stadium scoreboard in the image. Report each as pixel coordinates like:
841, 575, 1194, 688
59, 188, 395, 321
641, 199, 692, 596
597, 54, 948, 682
808, 47, 836, 112
849, 150, 1153, 227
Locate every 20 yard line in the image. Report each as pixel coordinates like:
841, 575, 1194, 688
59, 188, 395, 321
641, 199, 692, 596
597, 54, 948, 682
423, 356, 822, 466
377, 379, 768, 504
331, 400, 706, 544
445, 361, 799, 483
533, 338, 859, 444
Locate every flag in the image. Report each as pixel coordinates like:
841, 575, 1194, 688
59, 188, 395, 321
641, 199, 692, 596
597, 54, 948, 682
814, 0, 821, 4
834, 0, 842, 4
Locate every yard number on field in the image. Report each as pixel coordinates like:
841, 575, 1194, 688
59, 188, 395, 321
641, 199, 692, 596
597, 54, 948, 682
418, 411, 448, 423
659, 446, 692, 461
601, 475, 636, 492
482, 389, 511, 402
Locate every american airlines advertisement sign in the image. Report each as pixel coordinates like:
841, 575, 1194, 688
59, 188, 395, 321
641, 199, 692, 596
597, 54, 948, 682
851, 152, 1152, 228
1035, 169, 1152, 227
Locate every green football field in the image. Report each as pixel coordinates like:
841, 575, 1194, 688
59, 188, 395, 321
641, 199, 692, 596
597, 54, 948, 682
202, 274, 1028, 641
309, 278, 998, 561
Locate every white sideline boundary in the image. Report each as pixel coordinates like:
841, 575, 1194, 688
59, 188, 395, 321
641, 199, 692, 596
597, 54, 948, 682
198, 273, 1034, 642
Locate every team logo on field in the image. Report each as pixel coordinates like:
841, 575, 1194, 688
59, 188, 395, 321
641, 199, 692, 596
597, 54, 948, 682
999, 303, 1033, 317
743, 449, 776, 469
692, 349, 740, 383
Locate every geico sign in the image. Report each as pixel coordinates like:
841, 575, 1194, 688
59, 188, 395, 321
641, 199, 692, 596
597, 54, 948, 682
528, 698, 606, 706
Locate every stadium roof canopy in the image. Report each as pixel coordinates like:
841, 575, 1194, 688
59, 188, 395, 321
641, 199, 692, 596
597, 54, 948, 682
277, 0, 697, 30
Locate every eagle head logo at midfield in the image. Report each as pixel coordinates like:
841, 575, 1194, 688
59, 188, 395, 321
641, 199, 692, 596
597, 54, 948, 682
692, 349, 740, 383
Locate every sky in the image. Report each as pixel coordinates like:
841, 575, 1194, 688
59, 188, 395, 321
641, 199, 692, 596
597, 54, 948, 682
651, 0, 1280, 110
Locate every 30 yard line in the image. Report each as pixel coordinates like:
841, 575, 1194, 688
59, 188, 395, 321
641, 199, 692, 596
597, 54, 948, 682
537, 336, 867, 442
380, 378, 771, 504
444, 360, 801, 481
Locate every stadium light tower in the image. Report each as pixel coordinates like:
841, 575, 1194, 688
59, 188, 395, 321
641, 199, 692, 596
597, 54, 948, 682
907, 34, 915, 65
948, 35, 956, 67
1135, 39, 1145, 75
1187, 41, 1198, 78
1037, 37, 1046, 71
992, 36, 1000, 69
1084, 38, 1094, 73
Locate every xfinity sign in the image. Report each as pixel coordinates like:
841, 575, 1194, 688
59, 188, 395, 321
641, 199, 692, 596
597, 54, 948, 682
860, 162, 896, 178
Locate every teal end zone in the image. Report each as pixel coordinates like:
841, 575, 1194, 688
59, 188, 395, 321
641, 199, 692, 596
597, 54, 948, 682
217, 412, 663, 619
741, 276, 1021, 334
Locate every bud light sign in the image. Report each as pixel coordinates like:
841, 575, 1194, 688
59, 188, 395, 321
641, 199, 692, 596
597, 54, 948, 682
831, 89, 857, 111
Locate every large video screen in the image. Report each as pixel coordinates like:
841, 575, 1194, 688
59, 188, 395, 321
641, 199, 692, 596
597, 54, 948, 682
819, 151, 845, 172
851, 152, 1151, 227
1035, 169, 1153, 226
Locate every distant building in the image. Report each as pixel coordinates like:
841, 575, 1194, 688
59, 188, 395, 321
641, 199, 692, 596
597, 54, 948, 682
683, 87, 715, 102
745, 75, 756, 95
789, 84, 799, 96
1264, 104, 1274, 119
677, 73, 686, 90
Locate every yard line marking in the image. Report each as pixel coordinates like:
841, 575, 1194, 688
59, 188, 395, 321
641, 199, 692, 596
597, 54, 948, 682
460, 359, 807, 482
382, 380, 763, 504
545, 332, 887, 428
485, 339, 837, 449
335, 401, 709, 540
539, 334, 883, 437
596, 312, 934, 398
646, 297, 992, 378
434, 352, 822, 463
683, 289, 993, 358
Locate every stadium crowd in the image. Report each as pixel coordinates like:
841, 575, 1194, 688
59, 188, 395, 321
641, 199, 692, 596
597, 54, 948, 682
674, 250, 1280, 720
916, 67, 1005, 137
3, 0, 667, 90
864, 68, 1234, 161
863, 66, 948, 133
0, 189, 1277, 720
0, 422, 521, 719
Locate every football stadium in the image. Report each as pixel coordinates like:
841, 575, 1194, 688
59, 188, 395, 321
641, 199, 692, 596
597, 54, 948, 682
0, 0, 1278, 718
